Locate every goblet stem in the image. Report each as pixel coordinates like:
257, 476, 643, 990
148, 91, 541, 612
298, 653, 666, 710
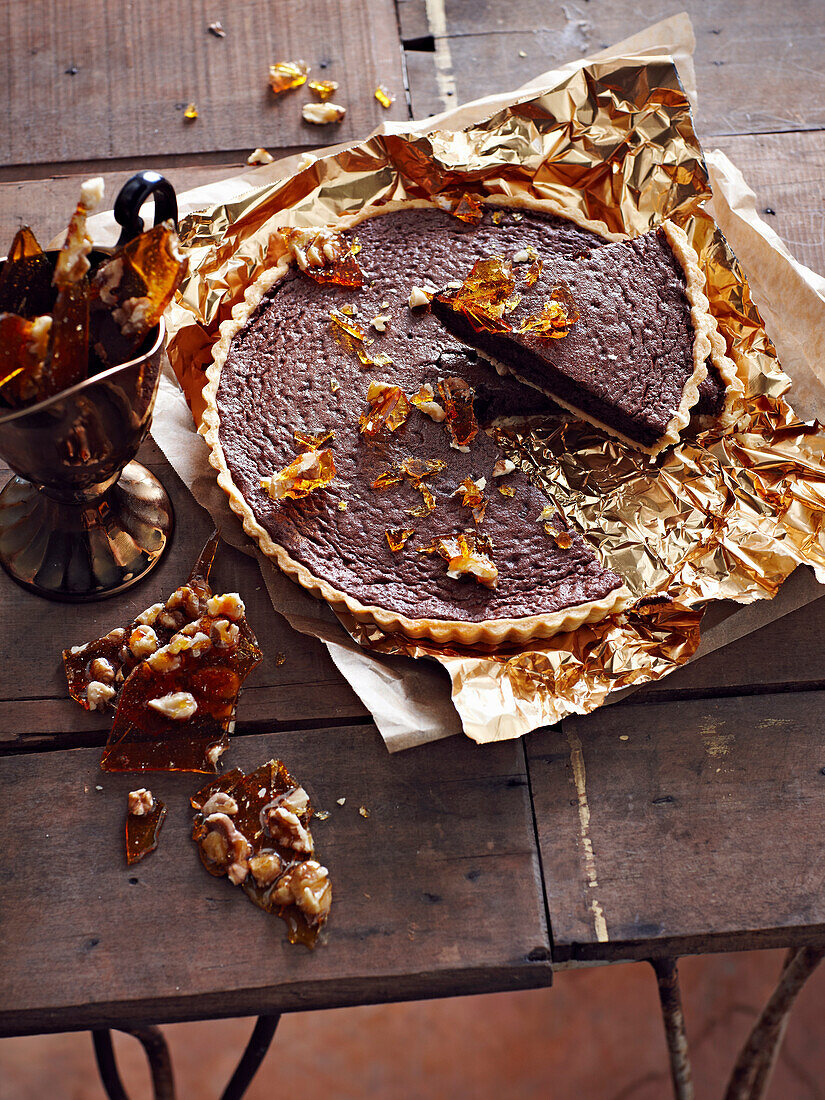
0, 460, 173, 601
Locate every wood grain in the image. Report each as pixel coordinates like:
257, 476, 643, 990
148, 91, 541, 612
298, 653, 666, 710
0, 725, 550, 1036
713, 130, 825, 278
527, 691, 825, 962
0, 439, 369, 751
400, 0, 825, 138
0, 0, 408, 169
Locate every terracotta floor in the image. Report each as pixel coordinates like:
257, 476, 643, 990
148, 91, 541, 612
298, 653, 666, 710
2, 949, 823, 1099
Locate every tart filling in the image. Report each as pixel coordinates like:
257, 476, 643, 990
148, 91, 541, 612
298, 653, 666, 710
202, 203, 736, 644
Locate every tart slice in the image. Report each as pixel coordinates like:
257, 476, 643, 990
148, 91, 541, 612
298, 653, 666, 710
431, 222, 735, 454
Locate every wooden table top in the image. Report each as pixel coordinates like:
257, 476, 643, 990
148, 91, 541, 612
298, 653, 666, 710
1, 0, 824, 1040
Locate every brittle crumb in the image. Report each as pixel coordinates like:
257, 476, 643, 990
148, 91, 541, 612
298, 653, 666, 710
247, 147, 275, 166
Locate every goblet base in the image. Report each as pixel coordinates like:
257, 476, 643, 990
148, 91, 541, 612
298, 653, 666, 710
0, 461, 174, 602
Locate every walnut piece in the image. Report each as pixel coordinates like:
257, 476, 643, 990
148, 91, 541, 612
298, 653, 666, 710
280, 786, 310, 815
147, 692, 198, 720
411, 382, 446, 422
145, 645, 181, 674
201, 791, 239, 816
89, 657, 115, 683
492, 458, 516, 477
247, 147, 274, 165
112, 296, 153, 337
270, 860, 332, 920
203, 812, 253, 884
129, 625, 159, 658
128, 788, 154, 816
408, 285, 435, 309
134, 602, 164, 626
249, 851, 285, 887
87, 680, 116, 710
166, 585, 204, 619
267, 805, 314, 855
206, 593, 246, 621
302, 102, 346, 124
211, 618, 240, 648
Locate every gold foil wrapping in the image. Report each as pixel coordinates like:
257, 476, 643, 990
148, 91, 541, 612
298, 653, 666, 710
165, 54, 825, 744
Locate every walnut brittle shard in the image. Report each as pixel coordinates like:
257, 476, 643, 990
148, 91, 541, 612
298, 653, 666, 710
191, 760, 332, 947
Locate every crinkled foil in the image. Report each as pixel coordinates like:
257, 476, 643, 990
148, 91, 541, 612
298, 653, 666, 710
165, 55, 825, 744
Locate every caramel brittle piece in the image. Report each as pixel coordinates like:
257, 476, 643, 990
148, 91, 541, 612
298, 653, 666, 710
63, 533, 220, 713
359, 381, 411, 437
420, 532, 498, 588
453, 476, 487, 524
372, 468, 404, 490
268, 59, 310, 95
294, 428, 334, 451
438, 377, 478, 449
309, 79, 339, 100
539, 506, 574, 548
126, 788, 167, 864
284, 228, 364, 288
0, 227, 54, 318
53, 178, 103, 290
402, 457, 446, 480
408, 481, 436, 518
439, 256, 517, 333
42, 278, 90, 398
91, 222, 188, 366
0, 313, 51, 406
374, 85, 394, 108
386, 527, 415, 552
261, 449, 336, 501
191, 760, 332, 947
436, 255, 575, 343
518, 284, 579, 338
450, 192, 484, 226
100, 605, 262, 773
63, 532, 262, 775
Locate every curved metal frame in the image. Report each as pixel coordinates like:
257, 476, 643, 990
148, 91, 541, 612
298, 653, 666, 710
91, 1014, 281, 1100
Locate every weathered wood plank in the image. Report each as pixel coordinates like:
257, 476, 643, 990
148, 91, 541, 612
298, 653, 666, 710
713, 130, 825, 278
401, 0, 825, 138
0, 438, 369, 749
1, 0, 407, 168
527, 691, 825, 962
0, 725, 550, 1036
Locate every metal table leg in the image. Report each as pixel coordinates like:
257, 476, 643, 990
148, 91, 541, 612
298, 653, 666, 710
723, 946, 825, 1100
650, 957, 694, 1100
93, 1026, 175, 1100
91, 1013, 281, 1100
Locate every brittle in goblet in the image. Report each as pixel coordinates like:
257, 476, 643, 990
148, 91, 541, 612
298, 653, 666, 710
91, 221, 188, 367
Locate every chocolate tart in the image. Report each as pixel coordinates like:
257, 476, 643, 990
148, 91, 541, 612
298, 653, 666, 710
431, 222, 736, 455
202, 202, 736, 645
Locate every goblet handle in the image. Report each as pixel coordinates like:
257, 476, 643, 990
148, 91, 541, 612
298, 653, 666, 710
114, 171, 179, 247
